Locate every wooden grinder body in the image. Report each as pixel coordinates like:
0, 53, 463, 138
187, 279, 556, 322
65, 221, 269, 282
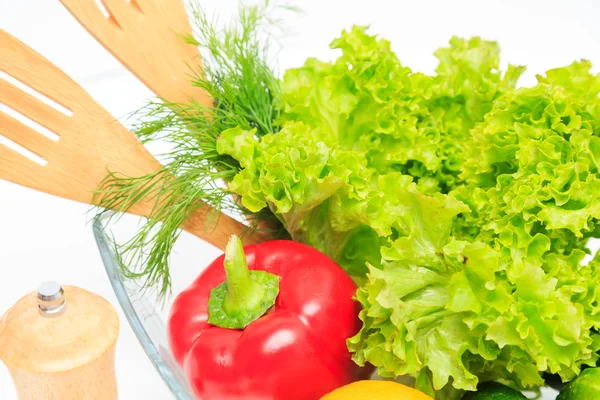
0, 285, 119, 400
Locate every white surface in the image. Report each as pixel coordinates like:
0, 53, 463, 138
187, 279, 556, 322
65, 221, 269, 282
1, 0, 600, 399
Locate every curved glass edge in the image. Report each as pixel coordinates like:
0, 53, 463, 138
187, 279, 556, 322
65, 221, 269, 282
92, 217, 194, 400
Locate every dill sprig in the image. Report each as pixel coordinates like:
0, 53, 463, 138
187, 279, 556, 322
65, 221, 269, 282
94, 0, 292, 298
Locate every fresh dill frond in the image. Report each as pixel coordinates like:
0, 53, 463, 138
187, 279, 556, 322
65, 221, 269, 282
186, 0, 286, 137
94, 0, 292, 298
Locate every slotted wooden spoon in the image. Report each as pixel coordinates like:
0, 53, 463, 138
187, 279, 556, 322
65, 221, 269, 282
0, 29, 264, 250
59, 0, 211, 106
59, 0, 280, 232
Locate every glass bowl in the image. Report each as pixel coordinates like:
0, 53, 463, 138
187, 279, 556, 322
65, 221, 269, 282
93, 213, 564, 400
93, 212, 221, 400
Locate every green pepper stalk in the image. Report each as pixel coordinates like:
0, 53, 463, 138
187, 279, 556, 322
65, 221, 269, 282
208, 235, 279, 329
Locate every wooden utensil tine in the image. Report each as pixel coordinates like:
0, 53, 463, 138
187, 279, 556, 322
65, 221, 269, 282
58, 1, 121, 38
0, 144, 44, 186
0, 79, 70, 136
0, 112, 55, 159
59, 0, 212, 106
100, 0, 136, 22
0, 30, 79, 114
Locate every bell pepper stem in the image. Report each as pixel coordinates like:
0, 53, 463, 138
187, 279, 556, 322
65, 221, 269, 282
207, 235, 280, 329
223, 235, 265, 314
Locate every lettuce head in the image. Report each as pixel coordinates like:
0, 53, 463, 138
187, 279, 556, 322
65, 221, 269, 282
217, 27, 600, 399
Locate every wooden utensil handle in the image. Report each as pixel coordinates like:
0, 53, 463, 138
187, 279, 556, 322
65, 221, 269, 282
125, 195, 270, 249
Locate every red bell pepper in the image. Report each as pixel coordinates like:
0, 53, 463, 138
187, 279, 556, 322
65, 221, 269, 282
168, 236, 368, 400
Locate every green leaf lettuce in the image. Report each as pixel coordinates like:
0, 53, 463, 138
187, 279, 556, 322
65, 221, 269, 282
217, 27, 600, 399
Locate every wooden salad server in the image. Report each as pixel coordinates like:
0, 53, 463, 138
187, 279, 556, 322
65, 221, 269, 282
0, 29, 265, 250
59, 0, 280, 233
59, 0, 211, 106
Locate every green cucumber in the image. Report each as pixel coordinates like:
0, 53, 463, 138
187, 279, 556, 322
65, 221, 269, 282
557, 368, 600, 400
461, 382, 526, 400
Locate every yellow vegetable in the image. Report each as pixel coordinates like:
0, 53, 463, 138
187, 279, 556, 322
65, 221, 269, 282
320, 380, 434, 400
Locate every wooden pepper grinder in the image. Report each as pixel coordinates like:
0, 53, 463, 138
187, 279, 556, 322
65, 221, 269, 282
0, 282, 120, 399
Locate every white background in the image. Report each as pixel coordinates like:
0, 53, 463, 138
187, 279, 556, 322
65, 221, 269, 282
1, 0, 600, 399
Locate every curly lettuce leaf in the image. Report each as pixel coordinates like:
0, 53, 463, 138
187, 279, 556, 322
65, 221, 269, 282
218, 122, 376, 276
281, 27, 525, 194
349, 211, 600, 399
453, 62, 600, 312
218, 27, 600, 399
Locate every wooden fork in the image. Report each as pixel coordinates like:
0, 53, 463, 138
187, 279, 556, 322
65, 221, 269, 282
0, 29, 265, 250
59, 0, 211, 106
59, 0, 282, 233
